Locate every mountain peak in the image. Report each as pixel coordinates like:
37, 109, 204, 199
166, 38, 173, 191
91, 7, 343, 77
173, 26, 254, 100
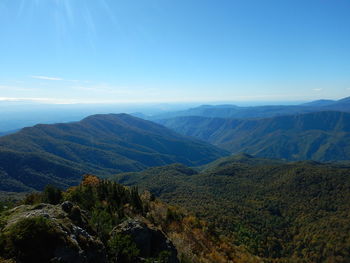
0, 113, 227, 192
81, 113, 132, 122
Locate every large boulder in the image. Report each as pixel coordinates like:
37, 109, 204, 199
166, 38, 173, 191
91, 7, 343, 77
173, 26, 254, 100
114, 218, 179, 263
0, 203, 107, 263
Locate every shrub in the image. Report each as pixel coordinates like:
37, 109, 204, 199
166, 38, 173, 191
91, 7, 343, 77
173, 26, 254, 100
0, 216, 61, 262
42, 185, 63, 205
22, 192, 42, 205
90, 207, 114, 243
107, 233, 139, 263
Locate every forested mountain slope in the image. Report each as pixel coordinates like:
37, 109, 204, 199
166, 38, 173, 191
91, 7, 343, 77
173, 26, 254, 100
159, 111, 350, 161
113, 154, 350, 262
0, 114, 227, 192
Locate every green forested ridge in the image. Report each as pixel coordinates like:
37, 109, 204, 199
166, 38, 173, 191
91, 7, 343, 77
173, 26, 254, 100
0, 113, 227, 192
113, 154, 350, 262
158, 111, 350, 161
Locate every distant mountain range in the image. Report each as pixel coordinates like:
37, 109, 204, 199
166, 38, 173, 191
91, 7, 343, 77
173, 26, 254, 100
158, 111, 350, 161
0, 102, 194, 133
1, 97, 350, 193
0, 114, 227, 192
150, 96, 350, 120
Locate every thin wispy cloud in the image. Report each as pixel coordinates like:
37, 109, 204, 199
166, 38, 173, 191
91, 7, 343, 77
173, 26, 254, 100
31, 75, 63, 81
312, 88, 323, 92
0, 97, 81, 104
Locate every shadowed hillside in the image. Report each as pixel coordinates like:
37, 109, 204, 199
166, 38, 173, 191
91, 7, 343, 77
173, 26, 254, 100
0, 114, 227, 192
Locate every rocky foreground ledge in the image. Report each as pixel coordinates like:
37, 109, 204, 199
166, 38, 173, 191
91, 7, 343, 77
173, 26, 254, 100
0, 175, 260, 263
0, 201, 179, 263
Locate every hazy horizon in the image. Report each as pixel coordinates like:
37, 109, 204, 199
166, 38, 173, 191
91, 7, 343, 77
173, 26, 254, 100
0, 96, 346, 108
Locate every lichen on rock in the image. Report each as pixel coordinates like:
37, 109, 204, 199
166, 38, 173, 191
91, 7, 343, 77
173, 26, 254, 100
0, 203, 107, 263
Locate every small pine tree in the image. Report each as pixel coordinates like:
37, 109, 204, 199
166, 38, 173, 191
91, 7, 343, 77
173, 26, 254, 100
42, 185, 62, 205
107, 233, 139, 263
130, 187, 143, 212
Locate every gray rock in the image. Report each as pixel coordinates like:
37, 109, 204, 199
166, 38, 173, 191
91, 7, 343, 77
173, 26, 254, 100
114, 218, 179, 263
61, 201, 73, 213
3, 203, 107, 263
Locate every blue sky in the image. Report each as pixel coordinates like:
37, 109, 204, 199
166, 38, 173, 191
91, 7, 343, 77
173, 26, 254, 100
0, 0, 349, 103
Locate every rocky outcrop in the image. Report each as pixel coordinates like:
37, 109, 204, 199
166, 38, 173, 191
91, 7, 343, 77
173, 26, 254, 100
0, 203, 107, 263
0, 202, 181, 263
114, 218, 179, 263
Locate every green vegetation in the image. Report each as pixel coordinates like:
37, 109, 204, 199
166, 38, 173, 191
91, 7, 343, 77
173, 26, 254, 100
0, 175, 154, 262
0, 113, 227, 193
113, 155, 350, 262
159, 111, 350, 161
107, 233, 140, 262
0, 216, 60, 262
41, 185, 63, 204
0, 175, 257, 263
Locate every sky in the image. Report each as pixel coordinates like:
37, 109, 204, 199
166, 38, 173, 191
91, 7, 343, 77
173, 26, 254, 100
0, 0, 349, 104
